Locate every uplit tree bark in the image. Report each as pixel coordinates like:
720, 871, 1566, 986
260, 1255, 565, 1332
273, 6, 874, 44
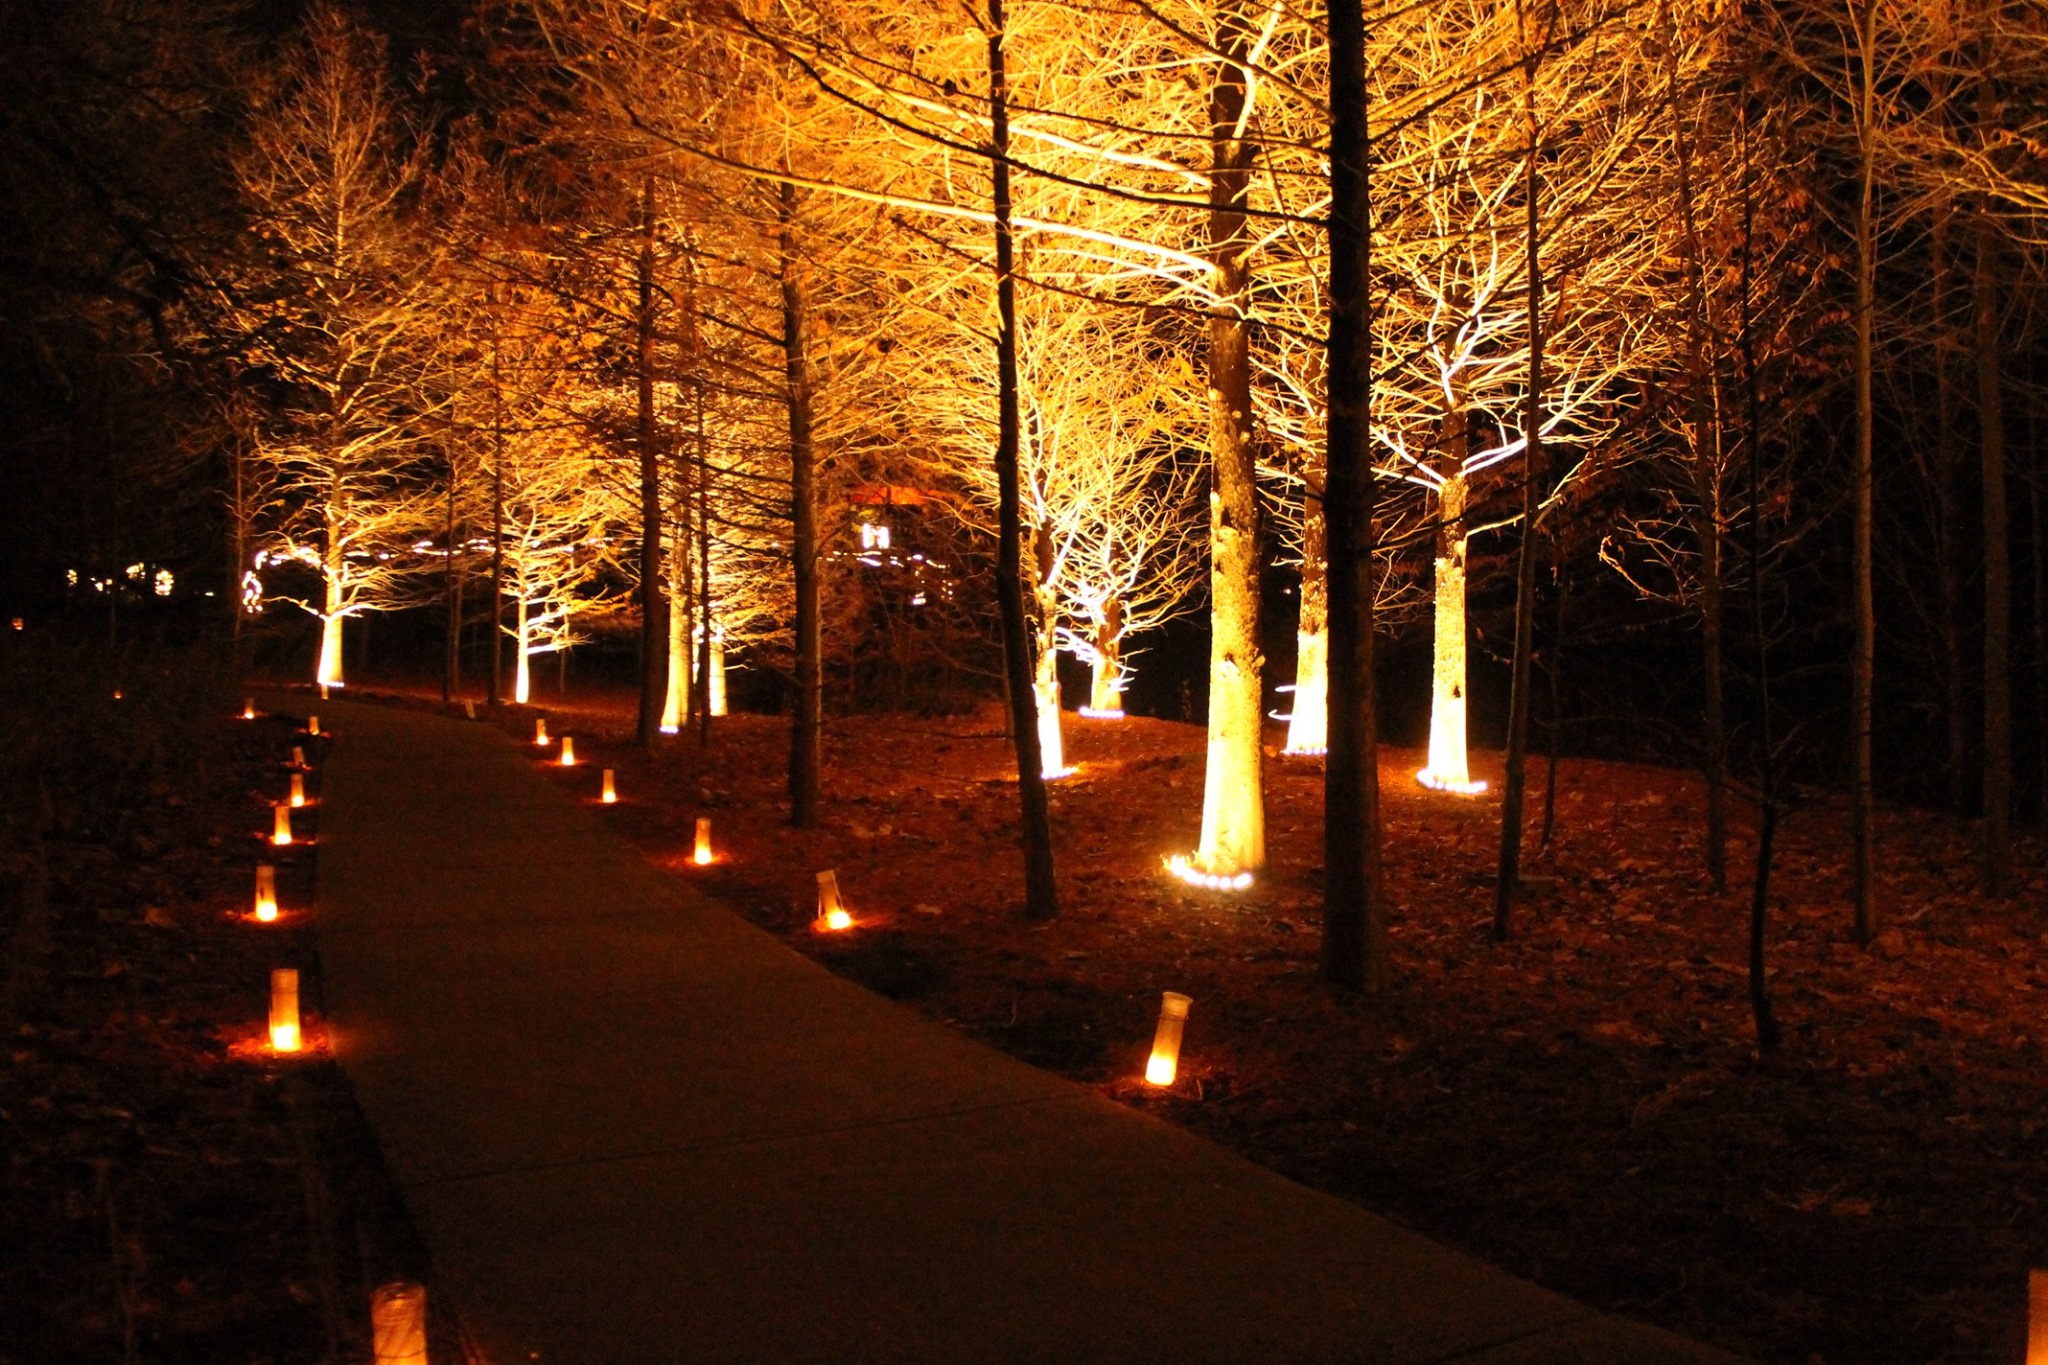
1422, 466, 1474, 790
1192, 0, 1267, 881
1848, 0, 1878, 944
1285, 476, 1328, 755
635, 176, 668, 748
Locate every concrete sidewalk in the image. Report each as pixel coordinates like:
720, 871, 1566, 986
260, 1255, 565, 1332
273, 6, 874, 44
300, 698, 1734, 1364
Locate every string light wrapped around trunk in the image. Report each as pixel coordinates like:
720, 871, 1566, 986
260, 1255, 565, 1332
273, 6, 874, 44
253, 864, 278, 922
371, 1282, 429, 1365
269, 969, 301, 1053
816, 870, 850, 930
1145, 992, 1193, 1087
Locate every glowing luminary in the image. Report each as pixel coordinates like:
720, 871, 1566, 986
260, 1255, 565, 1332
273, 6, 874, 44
534, 717, 550, 747
243, 699, 257, 720
601, 769, 617, 804
1146, 992, 1193, 1086
269, 969, 301, 1053
463, 699, 476, 720
2030, 1269, 2048, 1365
290, 745, 307, 770
272, 805, 293, 847
306, 715, 320, 737
371, 1282, 429, 1365
693, 817, 713, 865
319, 683, 330, 701
817, 870, 851, 930
289, 773, 307, 808
253, 864, 278, 922
558, 736, 576, 767
112, 690, 123, 701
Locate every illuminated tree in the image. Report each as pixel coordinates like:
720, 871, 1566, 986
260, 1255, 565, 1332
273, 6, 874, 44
232, 6, 445, 688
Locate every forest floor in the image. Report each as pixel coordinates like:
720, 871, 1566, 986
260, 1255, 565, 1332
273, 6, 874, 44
421, 680, 2048, 1365
0, 647, 459, 1365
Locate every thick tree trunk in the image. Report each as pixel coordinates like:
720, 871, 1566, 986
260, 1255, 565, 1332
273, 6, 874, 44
988, 0, 1059, 918
1286, 476, 1328, 755
514, 595, 533, 706
1194, 0, 1266, 880
1087, 600, 1124, 714
1322, 0, 1383, 991
1423, 465, 1474, 790
1976, 194, 2011, 895
635, 177, 667, 749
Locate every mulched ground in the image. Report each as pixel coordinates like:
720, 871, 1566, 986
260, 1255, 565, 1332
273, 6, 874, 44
455, 682, 2048, 1365
0, 650, 454, 1365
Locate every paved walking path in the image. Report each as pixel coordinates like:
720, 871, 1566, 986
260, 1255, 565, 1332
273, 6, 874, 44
297, 697, 1734, 1364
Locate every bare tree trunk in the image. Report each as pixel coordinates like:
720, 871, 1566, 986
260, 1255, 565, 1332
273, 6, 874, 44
1540, 558, 1565, 852
1423, 463, 1472, 787
1322, 0, 1383, 991
1976, 183, 2011, 895
443, 450, 459, 704
781, 180, 822, 828
1931, 201, 1972, 809
1286, 474, 1328, 754
1850, 10, 1878, 945
1740, 93, 1781, 1051
635, 177, 667, 749
1495, 10, 1546, 941
697, 373, 715, 746
1672, 67, 1727, 890
489, 317, 505, 708
989, 0, 1059, 918
1195, 0, 1266, 879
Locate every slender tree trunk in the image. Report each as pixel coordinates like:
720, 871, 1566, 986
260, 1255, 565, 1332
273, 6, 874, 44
1850, 12, 1877, 945
515, 592, 531, 706
1740, 93, 1781, 1051
442, 451, 458, 704
1286, 475, 1329, 754
1540, 559, 1565, 853
489, 321, 505, 708
1195, 0, 1266, 879
2032, 387, 2045, 824
317, 471, 344, 689
1672, 68, 1727, 890
781, 180, 822, 827
988, 0, 1059, 918
1976, 185, 2011, 894
1495, 15, 1546, 941
1932, 201, 1972, 809
697, 374, 714, 745
662, 530, 687, 732
1322, 0, 1383, 991
635, 177, 667, 749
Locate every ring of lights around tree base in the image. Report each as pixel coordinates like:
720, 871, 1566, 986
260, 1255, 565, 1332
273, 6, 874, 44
1164, 854, 1254, 891
1281, 745, 1328, 757
1416, 768, 1489, 796
1077, 706, 1125, 720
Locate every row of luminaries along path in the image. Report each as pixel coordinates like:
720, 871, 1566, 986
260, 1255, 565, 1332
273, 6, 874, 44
230, 699, 434, 1365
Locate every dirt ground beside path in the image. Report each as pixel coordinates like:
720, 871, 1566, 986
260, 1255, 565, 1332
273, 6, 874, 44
409, 682, 2046, 1364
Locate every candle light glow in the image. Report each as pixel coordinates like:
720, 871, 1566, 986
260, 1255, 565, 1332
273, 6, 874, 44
601, 768, 617, 803
1146, 991, 1193, 1087
272, 804, 293, 846
254, 863, 278, 922
694, 816, 713, 865
269, 968, 301, 1053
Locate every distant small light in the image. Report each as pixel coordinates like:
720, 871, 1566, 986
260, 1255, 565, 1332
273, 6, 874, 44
816, 870, 851, 931
289, 773, 307, 808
